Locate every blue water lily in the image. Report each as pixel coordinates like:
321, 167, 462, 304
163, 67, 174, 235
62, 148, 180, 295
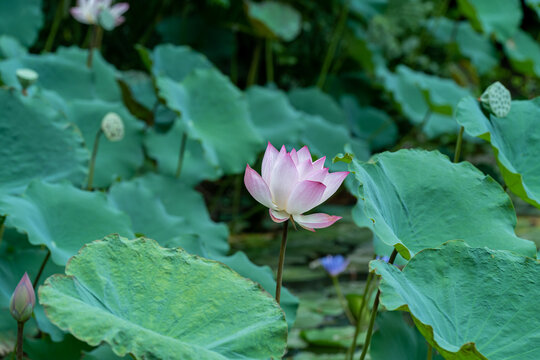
320, 254, 350, 276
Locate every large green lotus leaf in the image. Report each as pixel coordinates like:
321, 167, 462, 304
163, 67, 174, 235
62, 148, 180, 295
215, 252, 298, 329
144, 120, 222, 185
503, 29, 540, 77
156, 68, 262, 175
0, 88, 88, 195
84, 344, 127, 359
427, 18, 499, 75
0, 0, 43, 47
372, 241, 540, 359
0, 47, 120, 102
130, 173, 229, 255
246, 86, 304, 146
349, 149, 536, 260
108, 181, 213, 256
371, 312, 443, 360
150, 44, 214, 82
66, 99, 144, 188
288, 87, 347, 125
456, 96, 540, 208
39, 235, 288, 359
457, 0, 522, 41
0, 35, 27, 59
246, 1, 301, 41
378, 67, 459, 138
341, 96, 398, 151
0, 181, 134, 266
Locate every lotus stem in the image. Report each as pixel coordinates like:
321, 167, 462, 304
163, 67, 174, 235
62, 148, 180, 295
331, 275, 356, 325
175, 131, 187, 179
33, 249, 51, 289
86, 25, 98, 68
246, 40, 262, 87
347, 264, 375, 359
454, 126, 464, 163
275, 220, 289, 304
427, 343, 433, 360
87, 129, 102, 190
358, 249, 398, 360
16, 322, 24, 360
265, 39, 274, 84
43, 0, 65, 53
0, 215, 6, 248
316, 0, 350, 89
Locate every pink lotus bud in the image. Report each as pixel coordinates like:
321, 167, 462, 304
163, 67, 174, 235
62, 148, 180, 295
244, 143, 348, 231
9, 273, 35, 323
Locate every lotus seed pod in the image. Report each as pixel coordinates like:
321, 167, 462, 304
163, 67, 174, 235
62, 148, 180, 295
101, 112, 124, 141
480, 82, 511, 118
16, 68, 38, 90
9, 273, 35, 323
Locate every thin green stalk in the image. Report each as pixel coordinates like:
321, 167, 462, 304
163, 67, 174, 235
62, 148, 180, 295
87, 129, 102, 190
347, 267, 375, 360
331, 275, 356, 325
16, 322, 24, 360
265, 39, 274, 84
43, 0, 66, 53
454, 126, 465, 163
246, 40, 262, 87
230, 175, 243, 234
33, 249, 51, 289
427, 343, 433, 360
175, 132, 187, 178
275, 220, 289, 304
86, 25, 98, 68
358, 250, 398, 360
316, 0, 350, 89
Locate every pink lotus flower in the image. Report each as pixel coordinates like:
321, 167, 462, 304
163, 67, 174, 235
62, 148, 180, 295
9, 273, 35, 323
245, 143, 348, 231
71, 0, 129, 26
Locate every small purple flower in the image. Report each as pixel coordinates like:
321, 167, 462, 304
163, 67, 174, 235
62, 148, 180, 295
320, 255, 349, 276
376, 255, 390, 263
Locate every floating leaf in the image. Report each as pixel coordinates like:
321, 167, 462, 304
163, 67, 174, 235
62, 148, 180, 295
66, 100, 145, 188
349, 149, 536, 260
39, 235, 288, 359
372, 241, 540, 359
0, 0, 43, 47
246, 86, 303, 146
157, 68, 262, 175
456, 96, 540, 208
0, 181, 134, 266
247, 1, 302, 41
457, 0, 522, 41
300, 326, 356, 349
0, 88, 88, 195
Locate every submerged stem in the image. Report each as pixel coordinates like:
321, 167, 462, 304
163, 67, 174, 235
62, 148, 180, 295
358, 249, 398, 360
33, 249, 51, 289
331, 275, 356, 325
454, 126, 465, 163
87, 129, 102, 191
275, 220, 289, 304
175, 131, 188, 179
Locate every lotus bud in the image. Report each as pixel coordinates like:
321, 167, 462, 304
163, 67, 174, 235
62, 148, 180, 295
16, 68, 38, 93
9, 273, 35, 323
101, 112, 124, 141
480, 82, 511, 118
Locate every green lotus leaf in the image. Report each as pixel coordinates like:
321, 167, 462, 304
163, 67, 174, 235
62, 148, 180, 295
0, 35, 27, 59
108, 180, 212, 256
84, 344, 127, 359
0, 181, 134, 265
457, 0, 522, 41
65, 99, 145, 188
372, 241, 540, 359
24, 335, 92, 360
156, 68, 262, 175
246, 86, 304, 146
371, 312, 444, 360
0, 88, 88, 195
456, 96, 540, 208
349, 149, 536, 260
288, 87, 347, 125
0, 0, 43, 47
149, 44, 214, 82
247, 1, 302, 41
39, 235, 288, 359
525, 0, 540, 17
503, 29, 540, 77
0, 47, 120, 102
300, 326, 356, 349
